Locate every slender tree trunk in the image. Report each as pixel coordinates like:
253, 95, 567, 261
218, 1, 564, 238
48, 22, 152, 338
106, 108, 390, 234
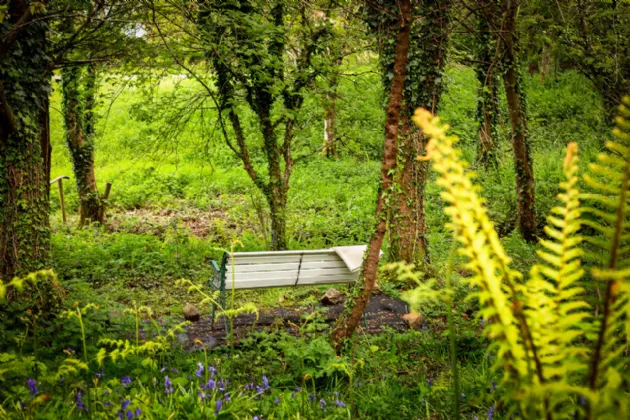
389, 0, 450, 265
323, 90, 338, 158
475, 0, 499, 167
333, 0, 412, 348
267, 189, 287, 251
0, 1, 51, 281
62, 65, 103, 226
502, 0, 536, 242
389, 117, 429, 264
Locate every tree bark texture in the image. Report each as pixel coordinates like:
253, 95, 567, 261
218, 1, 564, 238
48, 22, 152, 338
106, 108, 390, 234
389, 0, 451, 265
333, 0, 412, 347
0, 1, 51, 281
501, 0, 537, 242
61, 65, 104, 226
475, 0, 499, 167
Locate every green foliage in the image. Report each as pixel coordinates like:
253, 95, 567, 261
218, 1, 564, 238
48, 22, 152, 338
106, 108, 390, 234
413, 100, 630, 418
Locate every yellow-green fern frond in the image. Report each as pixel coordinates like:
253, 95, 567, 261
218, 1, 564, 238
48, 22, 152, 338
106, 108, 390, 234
585, 98, 630, 412
524, 142, 590, 407
413, 109, 530, 382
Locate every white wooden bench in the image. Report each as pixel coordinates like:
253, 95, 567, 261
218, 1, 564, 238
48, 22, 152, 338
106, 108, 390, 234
208, 245, 368, 327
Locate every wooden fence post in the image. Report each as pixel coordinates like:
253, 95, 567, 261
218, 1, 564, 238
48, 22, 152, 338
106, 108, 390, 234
50, 175, 70, 224
98, 182, 112, 221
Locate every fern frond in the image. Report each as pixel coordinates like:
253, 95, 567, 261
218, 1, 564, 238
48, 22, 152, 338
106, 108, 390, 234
525, 142, 590, 394
413, 109, 531, 383
585, 96, 630, 417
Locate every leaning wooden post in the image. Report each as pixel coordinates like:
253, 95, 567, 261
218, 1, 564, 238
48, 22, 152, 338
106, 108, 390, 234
50, 175, 70, 224
98, 182, 112, 221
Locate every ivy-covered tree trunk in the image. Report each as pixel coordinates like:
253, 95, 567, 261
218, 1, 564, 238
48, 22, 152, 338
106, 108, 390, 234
0, 1, 51, 281
475, 0, 499, 167
501, 0, 537, 242
333, 0, 411, 348
61, 65, 104, 226
389, 0, 451, 265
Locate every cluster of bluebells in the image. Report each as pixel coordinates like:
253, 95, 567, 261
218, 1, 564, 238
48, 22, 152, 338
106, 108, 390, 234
244, 374, 270, 396
116, 399, 142, 419
76, 391, 87, 411
27, 379, 38, 398
164, 376, 174, 394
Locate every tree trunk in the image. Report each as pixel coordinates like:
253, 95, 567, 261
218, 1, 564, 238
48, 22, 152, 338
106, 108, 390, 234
268, 189, 287, 251
0, 1, 51, 281
333, 0, 412, 348
502, 0, 536, 242
61, 65, 104, 226
323, 91, 337, 158
388, 0, 450, 265
475, 0, 499, 167
389, 117, 429, 264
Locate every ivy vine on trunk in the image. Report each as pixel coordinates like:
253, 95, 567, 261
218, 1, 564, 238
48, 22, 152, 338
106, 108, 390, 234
0, 0, 51, 281
61, 64, 104, 226
333, 0, 412, 349
194, 0, 332, 250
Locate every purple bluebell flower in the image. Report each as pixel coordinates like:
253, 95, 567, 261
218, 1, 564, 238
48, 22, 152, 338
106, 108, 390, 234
121, 376, 132, 387
171, 368, 178, 373
255, 385, 265, 394
218, 379, 226, 391
135, 408, 141, 417
215, 399, 223, 415
253, 417, 260, 420
196, 362, 204, 378
320, 399, 326, 410
461, 393, 465, 399
104, 401, 112, 407
27, 379, 38, 398
164, 376, 174, 394
309, 393, 315, 402
126, 410, 134, 419
205, 379, 215, 390
274, 396, 279, 405
96, 372, 105, 378
208, 366, 216, 378
491, 380, 497, 391
487, 407, 495, 420
199, 392, 207, 403
19, 401, 24, 409
122, 399, 131, 410
224, 392, 231, 403
335, 400, 346, 408
262, 375, 269, 389
76, 391, 87, 411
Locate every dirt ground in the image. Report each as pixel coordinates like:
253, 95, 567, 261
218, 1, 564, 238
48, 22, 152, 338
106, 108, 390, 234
170, 294, 410, 350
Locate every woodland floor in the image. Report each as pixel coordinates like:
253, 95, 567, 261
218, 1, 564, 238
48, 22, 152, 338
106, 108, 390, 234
144, 294, 410, 350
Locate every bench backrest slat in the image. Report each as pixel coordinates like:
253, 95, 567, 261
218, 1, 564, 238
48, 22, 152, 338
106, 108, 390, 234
219, 250, 358, 290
